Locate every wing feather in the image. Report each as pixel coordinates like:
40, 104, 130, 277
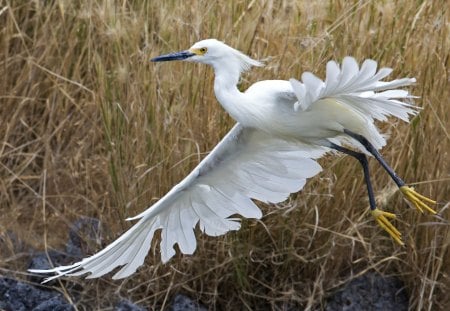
289, 57, 417, 135
30, 124, 326, 281
177, 206, 198, 254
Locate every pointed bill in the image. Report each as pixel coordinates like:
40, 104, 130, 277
151, 50, 195, 62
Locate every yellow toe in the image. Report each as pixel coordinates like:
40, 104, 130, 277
400, 186, 436, 214
371, 208, 404, 245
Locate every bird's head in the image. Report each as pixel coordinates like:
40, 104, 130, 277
151, 39, 263, 73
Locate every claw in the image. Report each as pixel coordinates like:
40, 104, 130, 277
400, 186, 436, 214
371, 208, 404, 245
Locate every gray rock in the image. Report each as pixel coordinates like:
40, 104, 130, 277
29, 250, 68, 271
28, 250, 72, 284
66, 217, 101, 258
0, 278, 73, 311
0, 230, 29, 255
115, 299, 147, 311
28, 217, 101, 284
33, 296, 74, 311
168, 294, 207, 311
325, 272, 409, 311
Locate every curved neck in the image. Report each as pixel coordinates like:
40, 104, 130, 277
213, 61, 241, 87
212, 64, 250, 124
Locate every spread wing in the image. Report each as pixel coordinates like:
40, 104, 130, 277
30, 124, 327, 281
289, 57, 418, 121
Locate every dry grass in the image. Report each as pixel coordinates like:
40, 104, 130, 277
1, 0, 449, 310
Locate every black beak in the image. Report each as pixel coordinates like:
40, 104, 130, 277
151, 50, 196, 62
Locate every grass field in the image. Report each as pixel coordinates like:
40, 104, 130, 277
1, 0, 449, 310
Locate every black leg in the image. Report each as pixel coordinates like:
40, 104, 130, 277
329, 143, 376, 211
330, 142, 404, 245
344, 129, 405, 187
343, 129, 436, 216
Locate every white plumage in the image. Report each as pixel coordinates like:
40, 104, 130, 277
30, 39, 432, 282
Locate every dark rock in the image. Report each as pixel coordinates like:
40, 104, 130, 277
168, 294, 207, 311
0, 230, 29, 255
0, 277, 73, 311
27, 250, 73, 284
115, 299, 147, 311
29, 250, 69, 271
28, 217, 101, 284
325, 272, 409, 311
66, 217, 101, 258
33, 296, 74, 311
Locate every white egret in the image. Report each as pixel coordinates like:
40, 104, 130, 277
30, 39, 436, 281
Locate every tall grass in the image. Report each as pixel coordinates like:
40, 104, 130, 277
1, 0, 449, 309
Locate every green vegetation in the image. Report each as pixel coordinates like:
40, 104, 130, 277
1, 0, 448, 309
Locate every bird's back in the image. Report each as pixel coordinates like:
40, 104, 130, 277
241, 79, 381, 149
237, 58, 416, 151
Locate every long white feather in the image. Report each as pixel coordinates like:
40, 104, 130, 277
290, 57, 417, 121
29, 125, 326, 281
289, 57, 417, 150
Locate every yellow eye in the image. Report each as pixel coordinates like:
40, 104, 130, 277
199, 47, 207, 54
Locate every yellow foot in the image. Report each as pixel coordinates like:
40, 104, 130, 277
371, 208, 404, 245
400, 186, 437, 214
